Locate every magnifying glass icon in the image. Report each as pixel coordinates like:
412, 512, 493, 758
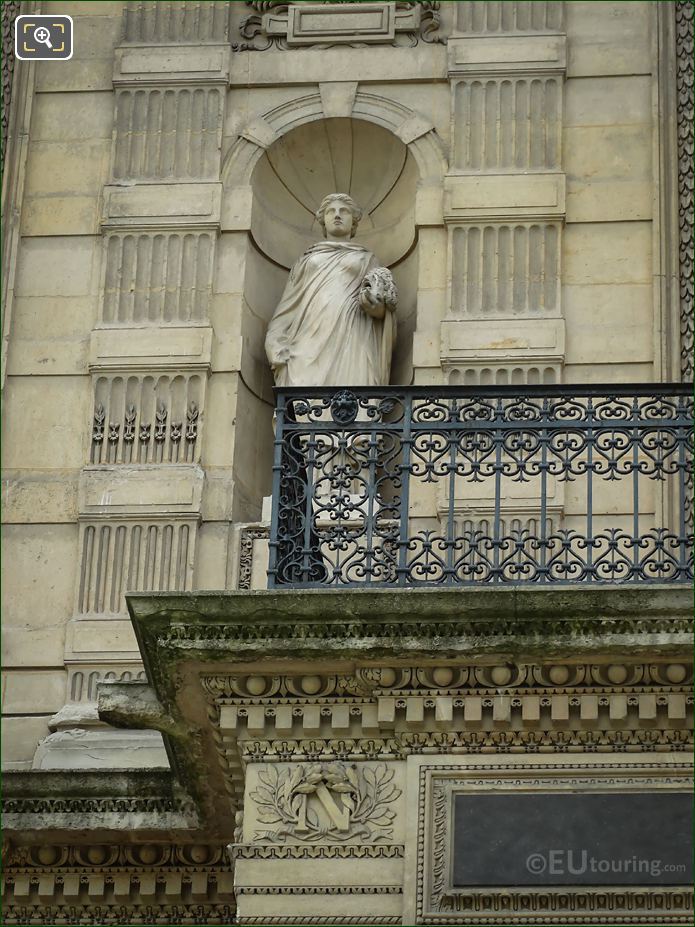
34, 26, 53, 49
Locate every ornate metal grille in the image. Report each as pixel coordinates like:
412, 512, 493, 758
268, 385, 694, 587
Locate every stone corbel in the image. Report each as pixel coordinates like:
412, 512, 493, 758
97, 682, 187, 740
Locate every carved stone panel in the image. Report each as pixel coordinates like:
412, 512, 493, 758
235, 1, 444, 50
245, 761, 405, 845
406, 755, 694, 925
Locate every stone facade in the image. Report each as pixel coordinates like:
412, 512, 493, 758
2, 2, 693, 924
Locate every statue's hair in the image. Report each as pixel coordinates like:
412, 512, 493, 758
315, 193, 363, 238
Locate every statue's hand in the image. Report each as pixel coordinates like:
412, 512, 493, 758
359, 286, 384, 318
360, 267, 397, 319
270, 346, 290, 371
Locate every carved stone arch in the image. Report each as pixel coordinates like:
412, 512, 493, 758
221, 88, 447, 194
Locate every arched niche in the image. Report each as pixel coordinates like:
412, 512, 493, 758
218, 100, 446, 520
252, 118, 418, 270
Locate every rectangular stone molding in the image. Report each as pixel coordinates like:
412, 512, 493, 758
100, 231, 216, 324
404, 753, 693, 925
102, 183, 222, 227
444, 173, 565, 219
122, 1, 233, 44
112, 87, 224, 181
90, 372, 205, 465
452, 76, 562, 171
449, 223, 561, 317
79, 465, 204, 516
455, 1, 564, 33
287, 2, 396, 44
115, 46, 231, 82
440, 316, 565, 384
90, 327, 213, 369
448, 35, 566, 74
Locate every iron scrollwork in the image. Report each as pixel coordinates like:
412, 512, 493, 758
268, 385, 694, 587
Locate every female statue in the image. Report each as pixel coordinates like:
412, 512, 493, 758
265, 193, 397, 387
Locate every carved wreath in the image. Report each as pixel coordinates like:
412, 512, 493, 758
251, 762, 400, 842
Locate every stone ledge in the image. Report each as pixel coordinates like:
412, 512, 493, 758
114, 44, 231, 85
444, 172, 566, 221
102, 182, 222, 228
448, 34, 566, 75
89, 326, 213, 372
1, 769, 200, 842
126, 585, 693, 662
78, 465, 204, 517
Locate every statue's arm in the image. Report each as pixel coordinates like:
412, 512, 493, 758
265, 259, 303, 370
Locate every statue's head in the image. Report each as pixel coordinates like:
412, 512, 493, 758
316, 193, 363, 239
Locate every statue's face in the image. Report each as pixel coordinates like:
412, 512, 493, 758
323, 199, 354, 239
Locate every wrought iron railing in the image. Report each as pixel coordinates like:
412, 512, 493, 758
268, 385, 693, 588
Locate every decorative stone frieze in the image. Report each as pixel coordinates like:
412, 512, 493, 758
122, 1, 233, 44
112, 86, 224, 181
452, 75, 562, 171
89, 374, 204, 464
448, 223, 561, 315
2, 839, 234, 926
0, 0, 20, 166
76, 517, 198, 616
100, 230, 215, 324
676, 0, 693, 383
455, 1, 564, 34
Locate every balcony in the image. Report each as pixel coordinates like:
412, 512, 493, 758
268, 384, 693, 587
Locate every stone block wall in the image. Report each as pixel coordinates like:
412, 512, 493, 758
1, 0, 690, 769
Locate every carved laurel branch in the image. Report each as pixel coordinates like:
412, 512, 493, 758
251, 761, 400, 842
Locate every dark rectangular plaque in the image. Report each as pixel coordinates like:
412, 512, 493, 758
452, 791, 693, 887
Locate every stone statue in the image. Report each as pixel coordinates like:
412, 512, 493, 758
265, 193, 397, 388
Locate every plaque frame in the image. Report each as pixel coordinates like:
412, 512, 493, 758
404, 753, 694, 925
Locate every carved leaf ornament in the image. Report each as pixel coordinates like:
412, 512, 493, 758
251, 761, 400, 842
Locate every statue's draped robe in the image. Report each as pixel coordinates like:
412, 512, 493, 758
265, 241, 395, 387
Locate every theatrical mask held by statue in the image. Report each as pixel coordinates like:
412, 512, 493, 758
265, 193, 397, 388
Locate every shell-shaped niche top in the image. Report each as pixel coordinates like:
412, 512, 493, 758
252, 118, 418, 269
